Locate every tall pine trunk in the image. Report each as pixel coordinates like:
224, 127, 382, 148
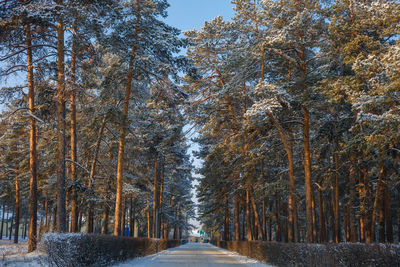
25, 23, 38, 252
153, 158, 159, 238
14, 176, 20, 244
56, 0, 67, 233
114, 0, 141, 236
349, 153, 358, 242
303, 107, 313, 243
70, 11, 78, 233
87, 115, 107, 233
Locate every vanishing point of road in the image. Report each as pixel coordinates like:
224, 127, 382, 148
115, 242, 273, 267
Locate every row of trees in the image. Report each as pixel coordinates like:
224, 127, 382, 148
189, 0, 400, 243
0, 0, 194, 252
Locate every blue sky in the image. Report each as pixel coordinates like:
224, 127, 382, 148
165, 0, 234, 31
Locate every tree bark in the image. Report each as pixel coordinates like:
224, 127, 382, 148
267, 114, 298, 242
250, 187, 265, 240
56, 0, 67, 233
303, 107, 313, 243
158, 161, 164, 238
384, 183, 393, 242
372, 161, 385, 242
101, 205, 109, 235
234, 181, 240, 241
87, 115, 107, 233
114, 0, 141, 236
275, 193, 281, 242
14, 175, 20, 244
25, 23, 38, 252
224, 196, 229, 241
9, 205, 15, 240
153, 158, 159, 238
349, 153, 358, 242
1, 200, 5, 239
70, 11, 79, 233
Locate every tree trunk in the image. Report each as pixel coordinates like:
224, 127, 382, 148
303, 108, 313, 243
56, 0, 67, 233
101, 205, 109, 234
70, 11, 79, 233
275, 194, 281, 242
114, 0, 140, 235
87, 115, 107, 233
333, 152, 340, 242
384, 184, 393, 242
6, 205, 10, 238
349, 153, 358, 242
158, 161, 164, 238
234, 185, 240, 241
129, 198, 135, 237
363, 163, 372, 243
311, 186, 317, 242
25, 23, 38, 252
9, 205, 15, 240
246, 189, 252, 241
147, 199, 151, 238
23, 210, 28, 239
357, 157, 365, 243
1, 200, 5, 239
224, 196, 229, 241
14, 176, 20, 244
153, 158, 159, 238
121, 199, 126, 236
250, 187, 265, 240
372, 161, 385, 242
268, 198, 272, 241
267, 114, 298, 242
317, 187, 326, 242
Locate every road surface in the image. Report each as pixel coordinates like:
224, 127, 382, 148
115, 242, 273, 267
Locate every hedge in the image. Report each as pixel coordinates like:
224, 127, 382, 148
211, 240, 400, 267
42, 233, 181, 266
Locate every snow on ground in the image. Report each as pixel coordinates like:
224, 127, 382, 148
0, 240, 46, 267
113, 242, 275, 267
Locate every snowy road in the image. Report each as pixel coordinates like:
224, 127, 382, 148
114, 242, 274, 267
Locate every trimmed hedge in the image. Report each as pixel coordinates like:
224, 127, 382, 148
212, 240, 400, 267
42, 233, 181, 266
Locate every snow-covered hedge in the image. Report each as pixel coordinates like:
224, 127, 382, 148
212, 240, 400, 267
42, 233, 181, 266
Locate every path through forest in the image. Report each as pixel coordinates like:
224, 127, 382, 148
114, 243, 274, 267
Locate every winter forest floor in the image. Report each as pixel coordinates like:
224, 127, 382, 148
114, 242, 274, 267
0, 239, 46, 267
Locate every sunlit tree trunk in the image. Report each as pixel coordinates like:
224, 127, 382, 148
25, 23, 38, 251
114, 0, 141, 236
70, 11, 79, 233
56, 0, 67, 233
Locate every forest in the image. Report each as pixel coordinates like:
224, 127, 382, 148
1, 0, 194, 253
0, 0, 399, 257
